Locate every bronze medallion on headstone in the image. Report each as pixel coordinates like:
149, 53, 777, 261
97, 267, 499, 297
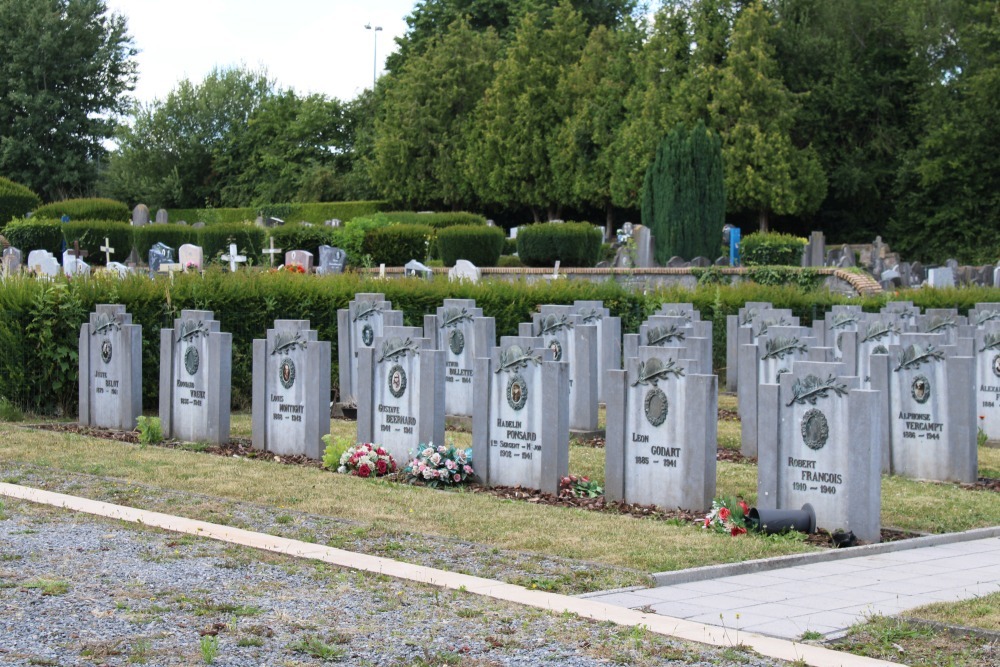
506, 373, 528, 411
547, 339, 562, 362
801, 408, 829, 450
388, 364, 407, 398
643, 387, 668, 427
100, 339, 112, 364
361, 324, 374, 347
279, 357, 296, 389
448, 329, 465, 356
911, 375, 931, 404
993, 354, 1000, 378
184, 345, 200, 376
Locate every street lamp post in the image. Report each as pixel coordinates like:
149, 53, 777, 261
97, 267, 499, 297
364, 23, 383, 89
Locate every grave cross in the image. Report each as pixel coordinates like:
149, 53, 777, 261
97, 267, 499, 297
100, 237, 114, 265
262, 237, 282, 268
221, 243, 247, 273
69, 240, 89, 260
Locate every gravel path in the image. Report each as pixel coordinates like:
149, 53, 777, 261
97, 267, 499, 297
0, 495, 793, 667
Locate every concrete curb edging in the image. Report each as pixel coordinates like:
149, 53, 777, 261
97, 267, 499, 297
647, 526, 1000, 587
0, 482, 904, 667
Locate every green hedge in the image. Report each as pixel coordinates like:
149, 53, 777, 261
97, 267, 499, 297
381, 211, 487, 229
437, 225, 504, 267
740, 232, 807, 267
63, 221, 134, 265
362, 224, 433, 266
268, 224, 339, 263
3, 219, 64, 255
132, 226, 200, 261
516, 222, 604, 267
167, 200, 389, 225
34, 198, 129, 222
0, 177, 41, 226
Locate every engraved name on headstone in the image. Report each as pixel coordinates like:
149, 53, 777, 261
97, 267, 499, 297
423, 299, 496, 419
79, 304, 142, 430
336, 293, 404, 406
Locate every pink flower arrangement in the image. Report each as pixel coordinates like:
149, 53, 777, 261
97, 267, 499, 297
404, 443, 474, 488
336, 442, 396, 478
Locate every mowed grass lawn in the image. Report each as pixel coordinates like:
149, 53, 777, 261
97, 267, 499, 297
1, 401, 998, 575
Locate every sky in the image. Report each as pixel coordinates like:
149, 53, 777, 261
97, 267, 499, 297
105, 0, 419, 105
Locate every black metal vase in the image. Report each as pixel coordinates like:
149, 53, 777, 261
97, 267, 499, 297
747, 503, 816, 535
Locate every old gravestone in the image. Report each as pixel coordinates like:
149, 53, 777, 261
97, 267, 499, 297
654, 303, 700, 321
881, 300, 919, 327
178, 244, 204, 272
725, 302, 773, 392
728, 306, 799, 394
159, 310, 231, 444
27, 250, 60, 278
519, 306, 598, 435
627, 315, 713, 376
62, 249, 90, 277
357, 327, 446, 465
448, 259, 480, 283
317, 245, 346, 275
155, 209, 169, 224
2, 247, 22, 275
974, 324, 1000, 445
572, 300, 622, 405
252, 320, 331, 459
148, 242, 174, 278
824, 305, 864, 360
131, 204, 149, 227
337, 293, 404, 406
870, 334, 977, 482
605, 345, 717, 512
757, 361, 881, 543
285, 250, 314, 272
838, 316, 902, 387
423, 299, 496, 419
471, 337, 568, 494
79, 304, 142, 430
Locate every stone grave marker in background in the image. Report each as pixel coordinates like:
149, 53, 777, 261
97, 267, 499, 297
337, 293, 404, 407
927, 267, 954, 288
28, 250, 60, 278
79, 304, 142, 430
2, 247, 22, 275
880, 301, 919, 327
159, 309, 232, 444
449, 259, 480, 283
148, 242, 174, 278
757, 361, 881, 543
131, 204, 149, 227
725, 302, 773, 392
252, 320, 330, 460
572, 300, 621, 404
424, 299, 496, 419
221, 244, 246, 272
62, 249, 90, 277
155, 209, 169, 224
317, 245, 346, 275
105, 262, 130, 278
405, 259, 434, 279
357, 327, 446, 464
974, 324, 1000, 445
627, 315, 713, 375
472, 337, 567, 494
654, 303, 700, 321
870, 334, 976, 482
285, 250, 314, 272
824, 305, 864, 360
178, 244, 203, 272
520, 306, 598, 435
605, 345, 717, 512
839, 316, 902, 387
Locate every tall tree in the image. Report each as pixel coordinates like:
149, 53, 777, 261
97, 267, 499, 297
0, 0, 137, 201
641, 121, 725, 262
709, 1, 826, 231
465, 2, 588, 219
371, 19, 502, 209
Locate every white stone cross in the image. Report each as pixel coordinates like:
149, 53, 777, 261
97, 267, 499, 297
262, 237, 282, 268
221, 243, 247, 272
100, 237, 114, 265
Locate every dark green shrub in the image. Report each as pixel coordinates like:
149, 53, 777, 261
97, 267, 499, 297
62, 221, 133, 265
362, 224, 434, 266
516, 222, 604, 267
382, 211, 487, 229
740, 232, 807, 266
437, 225, 505, 267
132, 226, 199, 262
168, 200, 389, 225
744, 266, 825, 290
197, 223, 268, 265
502, 237, 517, 255
34, 198, 129, 222
269, 223, 339, 263
0, 177, 41, 226
2, 219, 64, 255
498, 255, 524, 268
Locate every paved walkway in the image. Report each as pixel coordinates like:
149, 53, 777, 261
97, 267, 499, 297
587, 535, 1000, 640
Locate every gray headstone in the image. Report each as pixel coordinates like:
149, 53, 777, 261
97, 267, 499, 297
104, 262, 130, 278
155, 209, 169, 224
807, 231, 825, 267
78, 304, 142, 430
191, 222, 206, 229
572, 300, 622, 404
605, 346, 717, 512
423, 300, 496, 419
251, 320, 331, 459
837, 244, 856, 268
927, 267, 954, 288
62, 250, 91, 277
132, 204, 149, 227
633, 225, 655, 268
910, 261, 925, 285
2, 247, 22, 275
336, 294, 404, 406
725, 302, 774, 392
317, 245, 347, 275
666, 256, 688, 268
159, 310, 232, 444
974, 324, 1000, 444
945, 258, 959, 271
870, 334, 976, 482
404, 259, 433, 279
689, 256, 711, 268
284, 250, 314, 273
471, 337, 568, 494
324, 219, 342, 228
356, 328, 446, 465
177, 220, 189, 226
757, 361, 881, 543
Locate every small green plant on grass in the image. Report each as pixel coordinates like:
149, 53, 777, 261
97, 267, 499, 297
0, 397, 24, 422
128, 638, 151, 664
977, 415, 988, 447
800, 629, 823, 641
0, 501, 8, 521
321, 434, 352, 469
199, 634, 219, 664
288, 635, 347, 660
23, 578, 69, 595
135, 416, 162, 447
236, 636, 264, 647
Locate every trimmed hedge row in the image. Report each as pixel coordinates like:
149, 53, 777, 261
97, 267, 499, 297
167, 200, 389, 225
740, 232, 807, 267
516, 222, 604, 267
438, 225, 505, 267
381, 211, 487, 229
0, 177, 41, 225
363, 225, 434, 267
34, 198, 129, 222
